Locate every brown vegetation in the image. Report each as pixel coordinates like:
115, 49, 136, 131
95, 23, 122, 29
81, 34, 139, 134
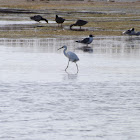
0, 0, 139, 38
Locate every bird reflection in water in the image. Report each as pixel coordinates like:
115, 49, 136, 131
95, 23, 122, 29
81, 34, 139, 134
83, 46, 93, 53
76, 46, 93, 53
63, 71, 78, 81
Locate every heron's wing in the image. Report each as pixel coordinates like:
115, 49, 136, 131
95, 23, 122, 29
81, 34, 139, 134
67, 51, 79, 62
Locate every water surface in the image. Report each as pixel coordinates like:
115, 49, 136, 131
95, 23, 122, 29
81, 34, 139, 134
0, 36, 140, 140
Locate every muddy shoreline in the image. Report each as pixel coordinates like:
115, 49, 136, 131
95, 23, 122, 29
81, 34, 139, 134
0, 1, 140, 38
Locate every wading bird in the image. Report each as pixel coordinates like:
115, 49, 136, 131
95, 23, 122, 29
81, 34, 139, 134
75, 34, 94, 46
58, 45, 79, 73
30, 15, 48, 23
70, 19, 88, 30
55, 15, 65, 27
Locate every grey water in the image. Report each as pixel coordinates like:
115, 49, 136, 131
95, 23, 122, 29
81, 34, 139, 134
0, 36, 140, 140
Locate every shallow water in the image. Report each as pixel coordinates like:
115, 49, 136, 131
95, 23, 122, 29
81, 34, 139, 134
0, 36, 140, 140
0, 20, 56, 25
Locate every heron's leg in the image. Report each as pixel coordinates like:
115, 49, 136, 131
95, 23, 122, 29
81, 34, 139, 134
65, 60, 70, 71
75, 62, 79, 73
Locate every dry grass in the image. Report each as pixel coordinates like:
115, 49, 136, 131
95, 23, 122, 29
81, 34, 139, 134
0, 0, 139, 10
0, 0, 140, 38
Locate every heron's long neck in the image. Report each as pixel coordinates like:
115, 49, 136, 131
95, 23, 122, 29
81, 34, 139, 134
63, 48, 67, 57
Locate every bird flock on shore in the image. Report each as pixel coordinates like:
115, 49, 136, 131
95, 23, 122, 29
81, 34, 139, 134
30, 14, 140, 73
30, 15, 88, 30
30, 14, 140, 37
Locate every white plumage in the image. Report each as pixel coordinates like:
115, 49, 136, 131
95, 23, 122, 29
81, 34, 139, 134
58, 45, 79, 72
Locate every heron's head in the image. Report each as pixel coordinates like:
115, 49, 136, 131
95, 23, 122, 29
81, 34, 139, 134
89, 34, 94, 37
58, 45, 67, 50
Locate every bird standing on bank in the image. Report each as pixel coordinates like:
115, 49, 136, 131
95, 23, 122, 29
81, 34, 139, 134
55, 15, 65, 27
122, 28, 135, 36
70, 20, 88, 30
75, 34, 94, 46
30, 15, 48, 23
122, 28, 140, 36
58, 45, 79, 73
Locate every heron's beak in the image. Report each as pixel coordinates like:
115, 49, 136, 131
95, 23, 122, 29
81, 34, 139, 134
58, 47, 63, 50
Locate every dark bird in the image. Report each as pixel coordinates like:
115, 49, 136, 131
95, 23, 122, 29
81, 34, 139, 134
122, 28, 135, 36
75, 34, 94, 46
70, 20, 88, 30
30, 15, 48, 23
122, 28, 140, 36
55, 15, 65, 27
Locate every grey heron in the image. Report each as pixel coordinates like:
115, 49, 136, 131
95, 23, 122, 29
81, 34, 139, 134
58, 45, 79, 73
